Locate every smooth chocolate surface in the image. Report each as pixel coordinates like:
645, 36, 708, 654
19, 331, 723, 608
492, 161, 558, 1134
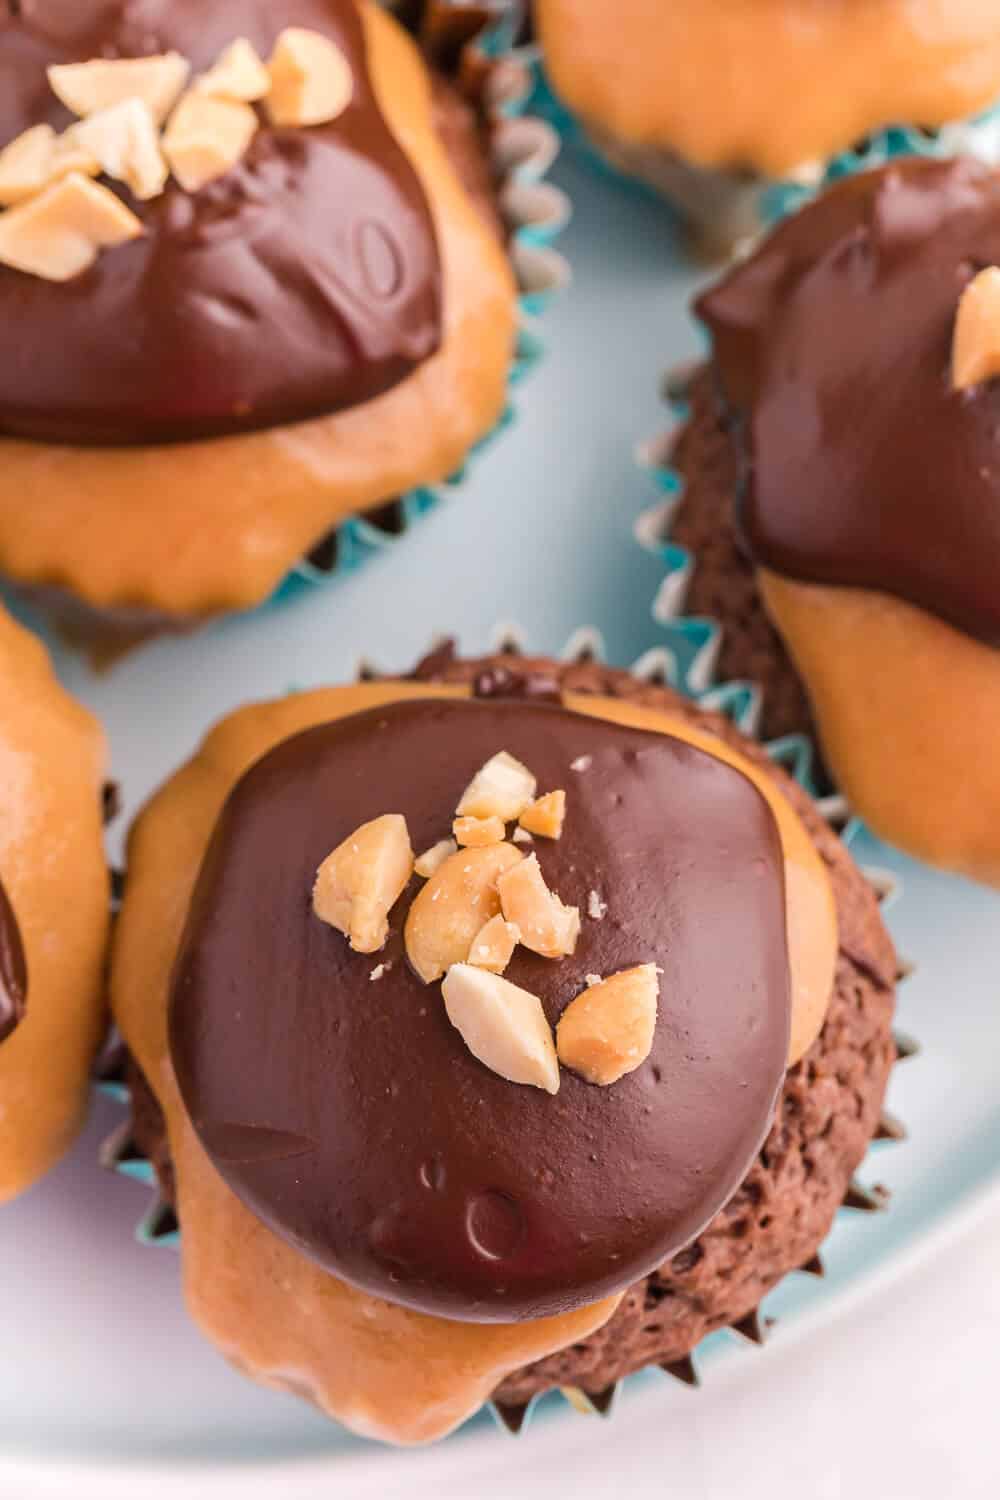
697, 157, 1000, 647
0, 0, 442, 444
0, 874, 27, 1044
170, 696, 791, 1323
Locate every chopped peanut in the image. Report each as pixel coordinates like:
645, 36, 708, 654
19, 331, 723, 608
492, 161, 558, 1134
0, 172, 143, 281
456, 751, 537, 822
312, 814, 413, 955
69, 99, 167, 201
497, 854, 579, 959
195, 39, 271, 102
404, 843, 522, 984
163, 93, 258, 192
0, 125, 99, 207
467, 915, 520, 974
519, 789, 566, 840
266, 28, 354, 127
47, 53, 190, 123
442, 964, 559, 1094
952, 266, 1000, 391
414, 839, 458, 879
556, 965, 659, 1086
453, 814, 506, 848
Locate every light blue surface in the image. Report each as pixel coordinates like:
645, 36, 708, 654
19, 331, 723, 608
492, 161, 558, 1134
1, 148, 999, 1474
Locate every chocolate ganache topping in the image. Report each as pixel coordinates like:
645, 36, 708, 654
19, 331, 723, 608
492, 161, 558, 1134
170, 697, 791, 1323
0, 0, 442, 445
698, 157, 1000, 647
0, 874, 27, 1045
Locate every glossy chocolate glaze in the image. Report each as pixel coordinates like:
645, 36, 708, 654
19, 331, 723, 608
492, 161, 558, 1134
0, 0, 442, 444
170, 696, 791, 1323
0, 874, 27, 1044
697, 157, 1000, 647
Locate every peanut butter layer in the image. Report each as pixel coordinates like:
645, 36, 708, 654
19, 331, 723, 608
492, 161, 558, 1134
0, 4, 516, 620
0, 605, 109, 1200
111, 676, 836, 1442
536, 0, 1000, 176
762, 571, 1000, 887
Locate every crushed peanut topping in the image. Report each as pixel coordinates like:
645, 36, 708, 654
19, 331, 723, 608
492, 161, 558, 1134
497, 854, 580, 960
313, 814, 413, 955
195, 39, 271, 103
309, 744, 658, 1097
453, 814, 506, 848
442, 964, 559, 1094
3, 29, 355, 280
519, 789, 566, 841
266, 27, 354, 127
952, 266, 1000, 392
404, 843, 522, 984
467, 915, 520, 975
456, 750, 537, 823
0, 172, 143, 282
414, 839, 458, 879
556, 966, 660, 1087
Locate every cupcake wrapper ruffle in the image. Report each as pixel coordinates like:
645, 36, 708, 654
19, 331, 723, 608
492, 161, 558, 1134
95, 620, 915, 1436
277, 2, 571, 600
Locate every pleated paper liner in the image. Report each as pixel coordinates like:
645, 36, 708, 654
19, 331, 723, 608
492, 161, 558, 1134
516, 32, 1000, 257
95, 622, 917, 1437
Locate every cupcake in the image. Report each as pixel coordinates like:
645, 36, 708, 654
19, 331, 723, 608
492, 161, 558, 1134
0, 604, 110, 1199
0, 1, 556, 639
656, 156, 1000, 886
532, 0, 1000, 254
109, 643, 899, 1444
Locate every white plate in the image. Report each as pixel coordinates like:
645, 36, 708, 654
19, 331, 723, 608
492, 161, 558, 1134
2, 152, 999, 1495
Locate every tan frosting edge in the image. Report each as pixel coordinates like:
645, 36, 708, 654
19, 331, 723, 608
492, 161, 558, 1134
0, 606, 109, 1200
0, 3, 517, 619
537, 0, 1000, 175
761, 569, 1000, 888
111, 677, 836, 1443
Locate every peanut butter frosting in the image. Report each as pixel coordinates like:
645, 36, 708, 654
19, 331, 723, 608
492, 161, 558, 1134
0, 604, 109, 1200
0, 2, 516, 618
536, 0, 1000, 177
111, 675, 837, 1442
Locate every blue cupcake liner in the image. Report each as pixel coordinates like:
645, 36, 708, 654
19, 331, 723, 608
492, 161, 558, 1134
272, 22, 572, 603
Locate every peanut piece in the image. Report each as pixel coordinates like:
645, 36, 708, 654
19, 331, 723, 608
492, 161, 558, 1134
456, 751, 537, 822
0, 172, 142, 281
518, 789, 566, 840
48, 53, 190, 124
467, 915, 520, 974
953, 267, 1000, 391
0, 125, 99, 207
442, 964, 559, 1094
313, 814, 413, 955
414, 839, 458, 879
497, 855, 579, 959
163, 93, 258, 192
69, 99, 167, 201
266, 28, 354, 127
556, 965, 660, 1086
453, 814, 506, 848
405, 843, 522, 984
195, 39, 271, 102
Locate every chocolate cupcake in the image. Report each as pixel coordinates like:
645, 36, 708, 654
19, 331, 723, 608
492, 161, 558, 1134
531, 0, 1000, 254
0, 1, 564, 639
650, 157, 1000, 886
108, 644, 899, 1444
0, 603, 110, 1199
